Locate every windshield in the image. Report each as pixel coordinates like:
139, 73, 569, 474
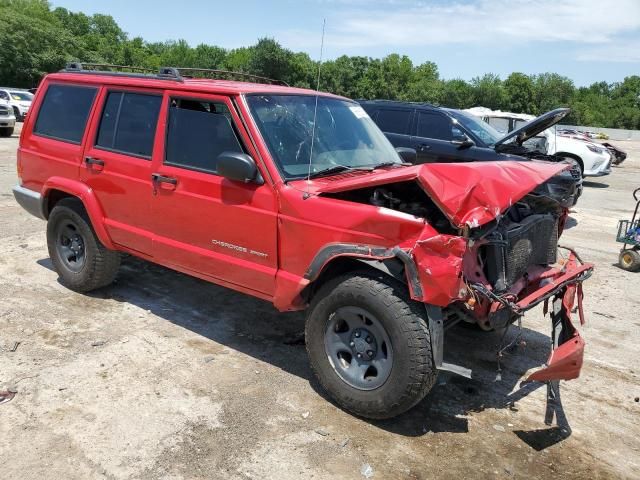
10, 91, 33, 101
246, 94, 401, 179
448, 110, 502, 146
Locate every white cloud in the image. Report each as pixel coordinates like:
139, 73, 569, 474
282, 0, 640, 54
578, 40, 640, 63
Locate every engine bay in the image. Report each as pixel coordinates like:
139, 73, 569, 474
321, 181, 456, 233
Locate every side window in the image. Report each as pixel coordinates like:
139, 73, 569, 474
33, 84, 97, 143
164, 98, 244, 173
375, 109, 412, 135
416, 112, 454, 141
487, 117, 510, 134
95, 91, 162, 158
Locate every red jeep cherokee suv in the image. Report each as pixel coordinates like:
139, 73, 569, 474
13, 64, 592, 419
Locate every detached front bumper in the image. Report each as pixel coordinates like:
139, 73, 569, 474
472, 250, 593, 382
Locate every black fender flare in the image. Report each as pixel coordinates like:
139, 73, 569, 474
303, 243, 423, 299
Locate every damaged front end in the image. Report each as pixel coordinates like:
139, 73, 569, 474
310, 160, 592, 383
306, 161, 593, 380
411, 161, 593, 382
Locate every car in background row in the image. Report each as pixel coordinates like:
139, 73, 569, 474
464, 107, 612, 177
0, 99, 16, 137
0, 88, 33, 121
464, 106, 530, 135
473, 108, 625, 167
359, 100, 583, 207
557, 129, 627, 166
559, 128, 609, 140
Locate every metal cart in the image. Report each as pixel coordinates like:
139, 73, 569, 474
617, 187, 640, 271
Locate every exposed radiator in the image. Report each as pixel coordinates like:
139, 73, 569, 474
485, 214, 558, 291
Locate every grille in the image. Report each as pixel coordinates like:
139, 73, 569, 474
0, 105, 8, 116
568, 164, 582, 179
485, 214, 558, 291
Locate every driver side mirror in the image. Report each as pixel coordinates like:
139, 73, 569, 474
217, 152, 264, 185
451, 134, 475, 149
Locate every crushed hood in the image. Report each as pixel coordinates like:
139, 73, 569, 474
295, 160, 568, 229
417, 161, 567, 227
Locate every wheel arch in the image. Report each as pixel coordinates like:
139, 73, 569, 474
42, 177, 115, 249
299, 243, 422, 305
556, 152, 583, 174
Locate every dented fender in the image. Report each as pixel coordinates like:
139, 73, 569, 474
301, 231, 469, 308
410, 234, 467, 306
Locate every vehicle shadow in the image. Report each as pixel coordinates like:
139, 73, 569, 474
582, 180, 609, 189
38, 255, 571, 450
564, 216, 578, 229
368, 325, 571, 450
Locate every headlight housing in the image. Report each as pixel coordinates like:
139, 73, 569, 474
586, 144, 604, 154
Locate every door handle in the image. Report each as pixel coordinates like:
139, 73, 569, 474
85, 157, 105, 171
151, 173, 178, 194
418, 144, 431, 152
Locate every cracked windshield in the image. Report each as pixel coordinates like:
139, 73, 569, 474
247, 94, 401, 179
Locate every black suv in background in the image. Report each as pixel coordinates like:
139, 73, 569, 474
359, 100, 583, 207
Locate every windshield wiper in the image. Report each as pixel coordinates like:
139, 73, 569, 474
372, 161, 410, 169
307, 165, 373, 179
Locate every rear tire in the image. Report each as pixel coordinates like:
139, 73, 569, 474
305, 272, 437, 419
47, 198, 120, 292
0, 127, 13, 137
619, 249, 640, 272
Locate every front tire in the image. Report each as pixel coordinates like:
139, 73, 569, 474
0, 127, 13, 137
305, 272, 437, 419
47, 198, 120, 292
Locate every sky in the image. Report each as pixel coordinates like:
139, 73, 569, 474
50, 0, 640, 87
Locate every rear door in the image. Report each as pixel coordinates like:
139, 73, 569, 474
149, 92, 278, 297
368, 107, 414, 149
81, 87, 163, 255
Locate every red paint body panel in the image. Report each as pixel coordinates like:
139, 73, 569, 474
412, 234, 467, 305
42, 176, 115, 249
527, 333, 585, 382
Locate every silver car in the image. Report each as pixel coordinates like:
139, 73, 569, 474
0, 100, 16, 137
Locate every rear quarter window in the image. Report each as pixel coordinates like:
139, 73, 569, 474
374, 109, 412, 135
33, 84, 97, 143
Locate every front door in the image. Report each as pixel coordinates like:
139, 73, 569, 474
411, 110, 494, 164
150, 92, 278, 297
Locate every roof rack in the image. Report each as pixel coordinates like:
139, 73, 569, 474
173, 67, 288, 86
62, 62, 183, 82
358, 99, 437, 108
61, 63, 288, 86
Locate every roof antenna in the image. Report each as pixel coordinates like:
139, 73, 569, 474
303, 18, 326, 200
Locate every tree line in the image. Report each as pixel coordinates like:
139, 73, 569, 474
1, 0, 639, 129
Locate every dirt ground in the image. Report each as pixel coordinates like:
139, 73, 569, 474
0, 122, 638, 480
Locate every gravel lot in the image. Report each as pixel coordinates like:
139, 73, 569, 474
1, 122, 638, 479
